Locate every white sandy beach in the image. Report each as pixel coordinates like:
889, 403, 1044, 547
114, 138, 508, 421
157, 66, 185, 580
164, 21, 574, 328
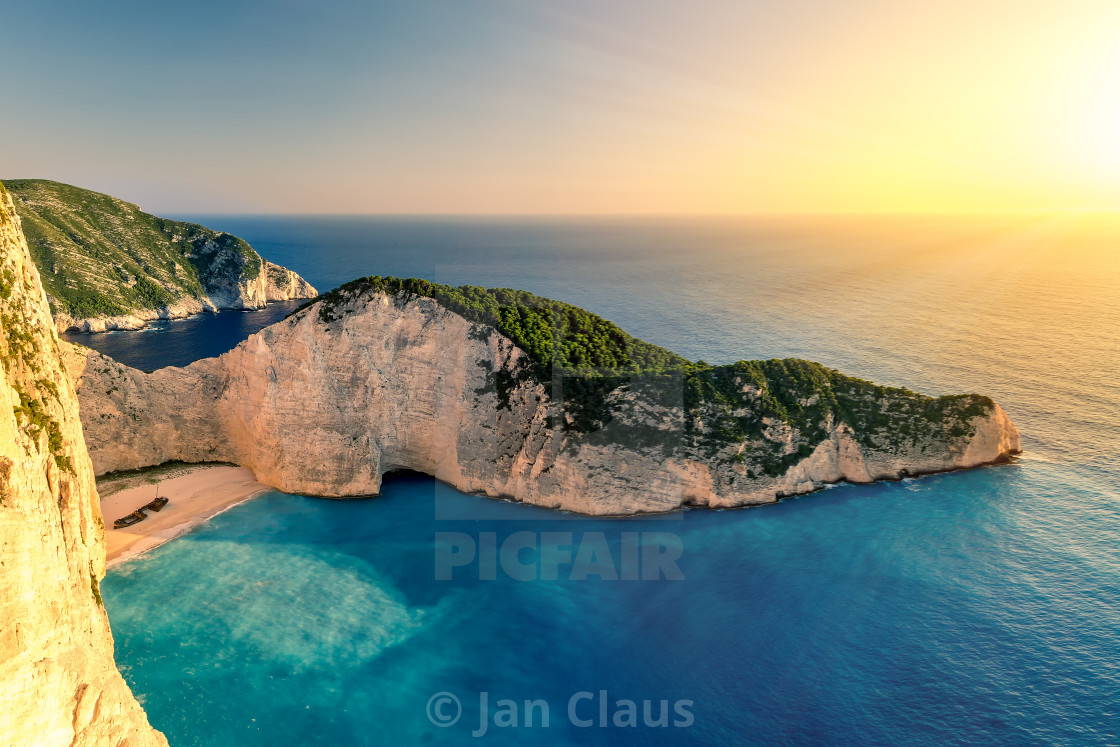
99, 464, 269, 566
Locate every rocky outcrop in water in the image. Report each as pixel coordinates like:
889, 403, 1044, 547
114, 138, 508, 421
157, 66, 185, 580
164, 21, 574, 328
0, 182, 167, 746
4, 179, 316, 333
67, 281, 1020, 515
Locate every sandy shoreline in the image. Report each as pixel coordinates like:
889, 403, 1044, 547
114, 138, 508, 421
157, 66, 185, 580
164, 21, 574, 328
98, 463, 269, 567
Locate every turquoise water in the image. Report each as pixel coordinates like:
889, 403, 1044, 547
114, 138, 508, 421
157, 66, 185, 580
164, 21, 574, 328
101, 214, 1120, 744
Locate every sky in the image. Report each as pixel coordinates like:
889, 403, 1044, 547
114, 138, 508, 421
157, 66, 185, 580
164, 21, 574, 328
4, 0, 1120, 214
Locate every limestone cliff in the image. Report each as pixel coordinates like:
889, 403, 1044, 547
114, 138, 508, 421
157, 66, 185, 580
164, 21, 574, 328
67, 280, 1020, 515
0, 182, 167, 745
4, 179, 316, 333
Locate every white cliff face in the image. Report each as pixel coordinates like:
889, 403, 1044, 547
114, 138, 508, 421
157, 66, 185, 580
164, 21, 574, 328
264, 261, 317, 303
0, 185, 167, 746
68, 290, 1021, 516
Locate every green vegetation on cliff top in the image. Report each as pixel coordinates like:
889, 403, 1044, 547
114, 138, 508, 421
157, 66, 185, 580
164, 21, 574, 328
296, 276, 995, 448
3, 179, 264, 319
309, 275, 689, 373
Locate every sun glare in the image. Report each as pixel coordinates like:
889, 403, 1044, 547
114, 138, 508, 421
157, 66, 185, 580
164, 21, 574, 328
1059, 47, 1120, 181
1080, 91, 1120, 170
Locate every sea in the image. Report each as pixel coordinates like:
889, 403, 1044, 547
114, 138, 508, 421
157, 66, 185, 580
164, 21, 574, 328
90, 214, 1120, 746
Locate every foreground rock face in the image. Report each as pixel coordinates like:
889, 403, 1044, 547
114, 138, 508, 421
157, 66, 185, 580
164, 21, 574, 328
0, 183, 166, 745
4, 178, 316, 333
68, 287, 1020, 515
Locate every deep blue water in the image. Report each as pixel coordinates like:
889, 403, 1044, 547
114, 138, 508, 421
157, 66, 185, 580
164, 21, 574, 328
63, 301, 306, 370
100, 215, 1120, 745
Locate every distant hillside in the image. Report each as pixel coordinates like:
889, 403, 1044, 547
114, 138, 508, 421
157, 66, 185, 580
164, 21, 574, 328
2, 179, 315, 332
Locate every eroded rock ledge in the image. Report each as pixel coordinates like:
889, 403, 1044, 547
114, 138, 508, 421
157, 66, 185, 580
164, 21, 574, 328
66, 283, 1021, 515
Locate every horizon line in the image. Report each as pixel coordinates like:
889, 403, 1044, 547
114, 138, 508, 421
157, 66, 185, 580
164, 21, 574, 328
167, 207, 1120, 219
